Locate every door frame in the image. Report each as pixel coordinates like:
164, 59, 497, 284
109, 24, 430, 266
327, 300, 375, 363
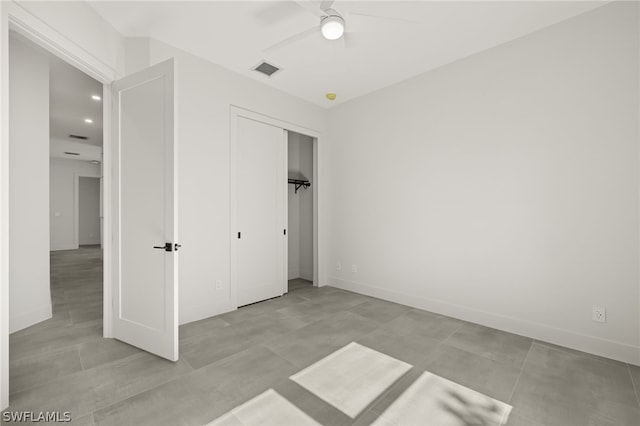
75, 174, 102, 248
230, 106, 322, 309
1, 1, 118, 409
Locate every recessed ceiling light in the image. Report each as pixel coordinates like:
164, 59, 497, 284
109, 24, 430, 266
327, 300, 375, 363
90, 160, 100, 164
84, 118, 93, 124
91, 95, 101, 101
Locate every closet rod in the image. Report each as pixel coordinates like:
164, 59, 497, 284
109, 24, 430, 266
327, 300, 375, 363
288, 178, 311, 194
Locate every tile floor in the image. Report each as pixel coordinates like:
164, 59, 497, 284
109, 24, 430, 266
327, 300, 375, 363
2, 246, 640, 425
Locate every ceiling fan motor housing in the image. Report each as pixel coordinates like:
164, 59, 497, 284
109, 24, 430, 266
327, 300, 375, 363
321, 10, 345, 40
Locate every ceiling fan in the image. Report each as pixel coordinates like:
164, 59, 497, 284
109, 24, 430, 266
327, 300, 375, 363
264, 0, 417, 53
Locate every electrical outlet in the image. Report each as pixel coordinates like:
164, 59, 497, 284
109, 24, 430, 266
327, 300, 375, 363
336, 262, 341, 271
592, 306, 606, 323
215, 280, 223, 290
351, 264, 357, 273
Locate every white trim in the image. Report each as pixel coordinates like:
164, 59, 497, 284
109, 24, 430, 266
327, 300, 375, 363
102, 83, 113, 338
312, 137, 319, 287
75, 174, 101, 248
6, 2, 119, 82
283, 131, 289, 294
230, 106, 322, 310
637, 0, 640, 373
1, 0, 118, 409
330, 276, 640, 366
50, 244, 78, 252
0, 2, 8, 410
8, 304, 51, 334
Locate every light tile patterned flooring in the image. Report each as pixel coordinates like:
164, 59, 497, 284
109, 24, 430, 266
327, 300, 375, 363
2, 246, 640, 425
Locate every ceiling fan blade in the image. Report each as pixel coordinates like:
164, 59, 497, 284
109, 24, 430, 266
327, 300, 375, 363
319, 0, 335, 12
349, 11, 422, 25
292, 0, 326, 18
341, 32, 365, 50
263, 26, 319, 53
255, 1, 308, 25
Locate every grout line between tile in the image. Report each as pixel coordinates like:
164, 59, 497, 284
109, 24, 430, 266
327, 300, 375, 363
77, 344, 85, 371
181, 356, 196, 372
627, 364, 640, 408
440, 321, 466, 345
507, 340, 533, 405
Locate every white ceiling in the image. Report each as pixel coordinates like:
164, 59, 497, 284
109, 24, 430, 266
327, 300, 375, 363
50, 53, 103, 147
12, 31, 103, 161
89, 1, 606, 108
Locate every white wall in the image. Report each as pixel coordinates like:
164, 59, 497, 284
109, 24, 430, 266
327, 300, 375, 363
9, 34, 51, 333
78, 176, 101, 246
50, 158, 101, 251
326, 2, 640, 364
288, 132, 314, 281
144, 39, 326, 324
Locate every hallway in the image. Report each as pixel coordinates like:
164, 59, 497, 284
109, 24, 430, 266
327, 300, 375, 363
9, 246, 142, 397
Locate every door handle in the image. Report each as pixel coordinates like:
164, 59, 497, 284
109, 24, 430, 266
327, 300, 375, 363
153, 243, 173, 252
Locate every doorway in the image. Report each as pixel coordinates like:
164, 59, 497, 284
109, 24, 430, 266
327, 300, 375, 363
287, 131, 315, 294
78, 176, 102, 248
0, 4, 118, 407
7, 29, 112, 395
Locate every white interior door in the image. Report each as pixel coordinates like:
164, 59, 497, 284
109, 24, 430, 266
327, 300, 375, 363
236, 117, 286, 306
112, 59, 178, 361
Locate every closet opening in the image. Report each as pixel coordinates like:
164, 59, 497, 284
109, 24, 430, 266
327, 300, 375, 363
287, 131, 315, 293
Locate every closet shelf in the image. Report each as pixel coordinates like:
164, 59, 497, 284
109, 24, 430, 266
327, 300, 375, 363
288, 178, 311, 194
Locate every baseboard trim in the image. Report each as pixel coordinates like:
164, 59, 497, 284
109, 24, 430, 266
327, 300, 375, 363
9, 304, 52, 333
329, 276, 640, 366
288, 268, 300, 280
50, 244, 78, 251
299, 269, 313, 282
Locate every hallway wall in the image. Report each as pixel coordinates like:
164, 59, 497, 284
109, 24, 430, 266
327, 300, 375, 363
8, 35, 51, 333
50, 158, 101, 251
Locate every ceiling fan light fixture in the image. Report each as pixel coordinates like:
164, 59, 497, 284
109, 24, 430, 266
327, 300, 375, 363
321, 14, 345, 40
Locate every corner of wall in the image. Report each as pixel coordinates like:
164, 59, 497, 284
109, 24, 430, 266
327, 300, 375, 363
124, 37, 151, 75
9, 303, 52, 334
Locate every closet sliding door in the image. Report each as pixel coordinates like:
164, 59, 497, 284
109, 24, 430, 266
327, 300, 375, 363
235, 116, 286, 306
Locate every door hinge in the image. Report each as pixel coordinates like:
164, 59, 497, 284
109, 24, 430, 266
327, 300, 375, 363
284, 229, 287, 236
238, 232, 241, 239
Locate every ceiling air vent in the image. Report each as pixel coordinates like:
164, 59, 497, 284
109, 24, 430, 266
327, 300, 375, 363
253, 61, 280, 77
69, 134, 89, 140
64, 152, 80, 156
